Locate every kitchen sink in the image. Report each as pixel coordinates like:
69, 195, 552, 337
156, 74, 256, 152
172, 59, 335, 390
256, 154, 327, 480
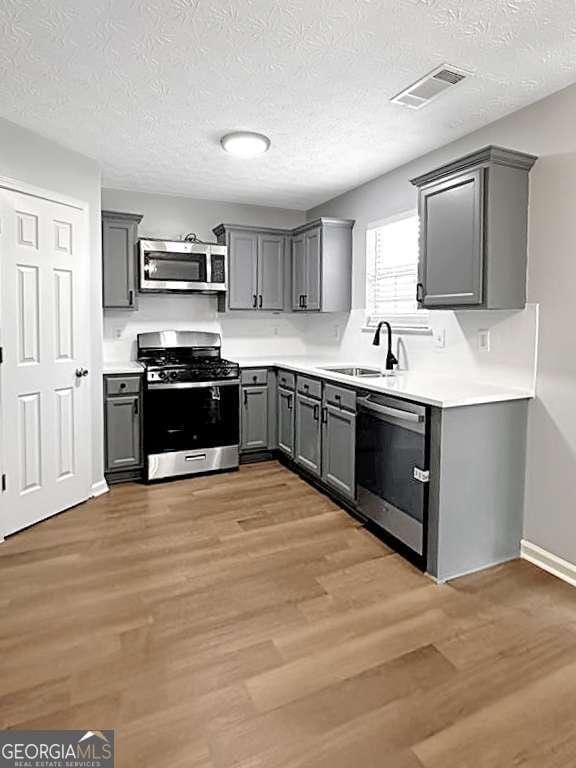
319, 365, 382, 378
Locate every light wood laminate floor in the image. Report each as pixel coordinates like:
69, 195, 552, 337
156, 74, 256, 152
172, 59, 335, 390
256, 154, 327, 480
2, 461, 576, 767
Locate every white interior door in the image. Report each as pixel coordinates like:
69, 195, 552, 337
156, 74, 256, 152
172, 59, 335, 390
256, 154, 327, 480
0, 184, 91, 537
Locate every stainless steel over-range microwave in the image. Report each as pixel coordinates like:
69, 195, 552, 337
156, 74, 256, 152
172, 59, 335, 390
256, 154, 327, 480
139, 238, 227, 293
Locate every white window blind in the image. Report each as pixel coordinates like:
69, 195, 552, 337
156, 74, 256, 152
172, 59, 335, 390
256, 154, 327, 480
365, 212, 429, 330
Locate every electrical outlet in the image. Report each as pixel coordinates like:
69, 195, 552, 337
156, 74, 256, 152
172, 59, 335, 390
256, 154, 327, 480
433, 327, 446, 349
114, 326, 123, 340
333, 324, 341, 340
478, 329, 491, 352
272, 325, 279, 336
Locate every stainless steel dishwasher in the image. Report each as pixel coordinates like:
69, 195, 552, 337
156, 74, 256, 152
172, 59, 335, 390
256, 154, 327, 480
356, 392, 429, 567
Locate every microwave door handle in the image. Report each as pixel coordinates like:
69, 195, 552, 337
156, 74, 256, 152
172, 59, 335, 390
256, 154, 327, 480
357, 397, 424, 424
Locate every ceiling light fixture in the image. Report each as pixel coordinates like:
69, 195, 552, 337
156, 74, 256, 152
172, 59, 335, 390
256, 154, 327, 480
221, 131, 271, 158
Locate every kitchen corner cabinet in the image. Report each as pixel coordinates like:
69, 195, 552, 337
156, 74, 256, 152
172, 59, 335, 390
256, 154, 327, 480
213, 224, 289, 312
104, 374, 143, 482
291, 218, 354, 312
102, 210, 143, 310
411, 146, 537, 310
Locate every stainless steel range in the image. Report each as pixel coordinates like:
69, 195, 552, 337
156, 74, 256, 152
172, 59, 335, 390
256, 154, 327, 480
137, 331, 240, 481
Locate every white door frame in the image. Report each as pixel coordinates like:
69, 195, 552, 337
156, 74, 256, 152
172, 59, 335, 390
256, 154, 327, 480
0, 174, 92, 540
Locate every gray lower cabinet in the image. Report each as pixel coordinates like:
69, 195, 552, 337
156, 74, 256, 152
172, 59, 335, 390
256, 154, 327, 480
104, 374, 143, 480
241, 385, 269, 450
321, 402, 356, 500
411, 146, 537, 310
102, 210, 142, 310
277, 385, 295, 457
295, 393, 321, 477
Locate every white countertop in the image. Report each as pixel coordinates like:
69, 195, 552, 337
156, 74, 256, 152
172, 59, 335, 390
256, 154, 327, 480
102, 356, 533, 407
235, 356, 534, 408
103, 361, 144, 375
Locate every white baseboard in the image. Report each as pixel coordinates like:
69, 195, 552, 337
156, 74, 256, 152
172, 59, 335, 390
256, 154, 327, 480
91, 479, 109, 498
521, 540, 576, 588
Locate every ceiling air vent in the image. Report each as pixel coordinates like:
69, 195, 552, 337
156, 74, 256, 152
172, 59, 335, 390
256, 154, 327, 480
391, 64, 468, 110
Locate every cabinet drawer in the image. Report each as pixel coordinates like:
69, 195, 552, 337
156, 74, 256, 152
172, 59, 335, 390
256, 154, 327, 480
297, 375, 322, 400
105, 375, 142, 396
324, 383, 356, 412
277, 370, 295, 390
241, 368, 268, 386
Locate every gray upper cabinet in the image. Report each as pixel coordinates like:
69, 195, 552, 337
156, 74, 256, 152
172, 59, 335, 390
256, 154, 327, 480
321, 402, 356, 500
277, 385, 295, 457
291, 218, 354, 312
214, 224, 288, 312
229, 230, 258, 309
418, 170, 483, 307
411, 146, 537, 310
258, 233, 285, 310
216, 218, 354, 314
241, 385, 269, 451
102, 210, 142, 310
291, 234, 306, 310
295, 393, 321, 477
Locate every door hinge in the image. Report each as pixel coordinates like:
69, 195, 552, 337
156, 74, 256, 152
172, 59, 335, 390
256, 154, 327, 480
0, 346, 3, 364
413, 467, 430, 483
1, 474, 6, 492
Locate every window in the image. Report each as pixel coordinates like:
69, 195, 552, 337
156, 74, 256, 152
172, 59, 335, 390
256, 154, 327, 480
365, 211, 429, 330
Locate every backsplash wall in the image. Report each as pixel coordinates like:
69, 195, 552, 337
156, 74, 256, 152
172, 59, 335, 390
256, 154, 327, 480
304, 305, 539, 390
103, 295, 310, 359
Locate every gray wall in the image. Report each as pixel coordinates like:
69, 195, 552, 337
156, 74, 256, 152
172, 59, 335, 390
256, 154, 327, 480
308, 82, 576, 567
102, 187, 305, 240
0, 116, 104, 491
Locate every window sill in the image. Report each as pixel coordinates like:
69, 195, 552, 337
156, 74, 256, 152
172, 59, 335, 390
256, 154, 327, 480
361, 324, 432, 336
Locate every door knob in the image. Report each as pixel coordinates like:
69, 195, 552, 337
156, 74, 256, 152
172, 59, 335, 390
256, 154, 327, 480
75, 368, 89, 378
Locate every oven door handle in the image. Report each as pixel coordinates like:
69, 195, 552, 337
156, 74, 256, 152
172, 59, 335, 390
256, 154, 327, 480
357, 397, 424, 423
147, 380, 239, 390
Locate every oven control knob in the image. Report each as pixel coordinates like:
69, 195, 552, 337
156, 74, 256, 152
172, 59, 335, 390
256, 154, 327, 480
169, 370, 179, 382
158, 370, 168, 381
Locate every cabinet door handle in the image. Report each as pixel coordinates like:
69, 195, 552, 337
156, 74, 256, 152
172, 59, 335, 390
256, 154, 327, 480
299, 294, 304, 308
244, 389, 248, 406
313, 404, 319, 421
303, 294, 307, 308
321, 406, 328, 424
252, 294, 257, 308
128, 289, 134, 306
288, 394, 293, 410
258, 294, 263, 308
134, 398, 139, 415
416, 282, 424, 304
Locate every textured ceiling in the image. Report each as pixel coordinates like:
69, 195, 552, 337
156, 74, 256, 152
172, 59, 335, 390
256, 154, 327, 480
1, 0, 576, 209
